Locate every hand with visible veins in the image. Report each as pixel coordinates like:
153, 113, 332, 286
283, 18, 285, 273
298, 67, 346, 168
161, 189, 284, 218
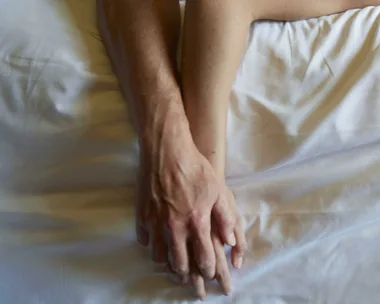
136, 111, 240, 280
100, 0, 380, 300
165, 190, 245, 300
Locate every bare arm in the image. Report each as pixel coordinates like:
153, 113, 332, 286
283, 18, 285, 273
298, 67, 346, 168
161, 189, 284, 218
97, 0, 183, 141
180, 0, 377, 297
181, 0, 250, 251
97, 1, 239, 298
180, 0, 252, 297
181, 0, 253, 177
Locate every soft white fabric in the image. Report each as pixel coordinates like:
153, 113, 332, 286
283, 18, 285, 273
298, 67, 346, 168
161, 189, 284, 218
0, 1, 380, 303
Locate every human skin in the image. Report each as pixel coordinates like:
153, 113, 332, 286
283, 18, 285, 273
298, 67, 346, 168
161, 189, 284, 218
97, 0, 380, 299
96, 0, 245, 299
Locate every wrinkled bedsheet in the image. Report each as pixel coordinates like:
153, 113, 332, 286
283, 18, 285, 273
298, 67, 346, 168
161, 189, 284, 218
0, 1, 380, 303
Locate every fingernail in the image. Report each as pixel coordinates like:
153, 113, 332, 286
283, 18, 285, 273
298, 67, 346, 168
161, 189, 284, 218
227, 233, 236, 246
236, 257, 243, 269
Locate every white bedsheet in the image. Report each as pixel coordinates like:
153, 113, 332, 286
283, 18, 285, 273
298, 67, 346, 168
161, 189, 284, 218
0, 1, 380, 303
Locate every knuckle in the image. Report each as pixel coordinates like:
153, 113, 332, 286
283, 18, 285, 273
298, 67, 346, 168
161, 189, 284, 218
199, 259, 213, 270
174, 264, 189, 276
192, 213, 209, 231
170, 255, 188, 275
222, 215, 235, 229
198, 260, 215, 277
195, 212, 210, 227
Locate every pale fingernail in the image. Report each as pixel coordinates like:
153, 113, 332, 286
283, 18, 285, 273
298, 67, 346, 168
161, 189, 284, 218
227, 233, 236, 246
236, 257, 243, 269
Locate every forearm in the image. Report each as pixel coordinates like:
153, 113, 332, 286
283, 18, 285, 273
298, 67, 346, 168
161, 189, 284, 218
181, 0, 252, 177
97, 0, 185, 145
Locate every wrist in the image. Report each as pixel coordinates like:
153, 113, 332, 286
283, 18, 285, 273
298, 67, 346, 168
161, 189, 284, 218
139, 101, 193, 156
186, 106, 227, 179
201, 151, 226, 180
190, 129, 227, 180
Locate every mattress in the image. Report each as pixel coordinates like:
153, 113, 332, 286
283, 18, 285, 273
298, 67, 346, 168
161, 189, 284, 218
0, 0, 380, 303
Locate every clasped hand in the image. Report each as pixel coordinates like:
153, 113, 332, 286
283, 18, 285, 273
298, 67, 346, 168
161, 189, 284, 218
135, 115, 246, 299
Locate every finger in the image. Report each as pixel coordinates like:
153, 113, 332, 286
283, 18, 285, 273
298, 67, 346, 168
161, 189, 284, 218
189, 246, 207, 300
136, 222, 150, 246
212, 198, 236, 247
169, 228, 190, 276
135, 181, 150, 246
135, 198, 149, 246
213, 231, 232, 295
151, 224, 168, 264
231, 216, 247, 269
192, 215, 216, 279
191, 270, 207, 301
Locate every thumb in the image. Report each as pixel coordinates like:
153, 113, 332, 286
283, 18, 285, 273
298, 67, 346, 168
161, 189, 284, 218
212, 197, 236, 247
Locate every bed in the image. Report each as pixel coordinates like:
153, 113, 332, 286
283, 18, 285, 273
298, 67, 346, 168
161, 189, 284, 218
0, 0, 380, 303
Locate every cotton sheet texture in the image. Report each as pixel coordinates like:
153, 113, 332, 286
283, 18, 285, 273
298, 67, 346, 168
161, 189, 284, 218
0, 1, 380, 303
